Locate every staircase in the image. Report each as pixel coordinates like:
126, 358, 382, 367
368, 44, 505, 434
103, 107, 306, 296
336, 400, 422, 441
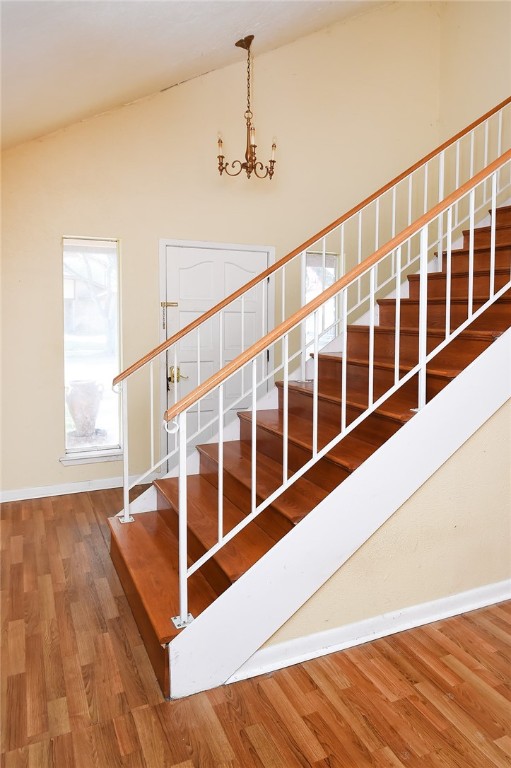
109, 203, 511, 698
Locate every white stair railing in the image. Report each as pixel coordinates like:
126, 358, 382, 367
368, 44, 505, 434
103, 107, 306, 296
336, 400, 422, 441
165, 153, 511, 625
114, 99, 510, 524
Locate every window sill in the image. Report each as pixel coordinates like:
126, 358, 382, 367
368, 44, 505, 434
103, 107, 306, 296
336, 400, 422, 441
60, 449, 123, 466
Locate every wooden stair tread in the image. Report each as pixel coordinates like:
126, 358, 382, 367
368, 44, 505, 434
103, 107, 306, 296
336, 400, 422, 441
378, 295, 511, 307
492, 204, 511, 225
464, 222, 511, 236
281, 379, 417, 421
238, 409, 379, 472
437, 241, 511, 256
317, 351, 464, 381
316, 351, 459, 379
347, 323, 499, 341
154, 476, 275, 582
409, 267, 510, 280
108, 513, 216, 644
197, 441, 328, 525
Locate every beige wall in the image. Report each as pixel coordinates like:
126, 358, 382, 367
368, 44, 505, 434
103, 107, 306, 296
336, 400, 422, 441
1, 1, 442, 492
439, 1, 511, 139
1, 1, 509, 495
268, 398, 511, 645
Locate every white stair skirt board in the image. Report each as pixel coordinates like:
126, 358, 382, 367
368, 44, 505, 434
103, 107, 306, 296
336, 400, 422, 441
229, 580, 511, 683
169, 328, 511, 699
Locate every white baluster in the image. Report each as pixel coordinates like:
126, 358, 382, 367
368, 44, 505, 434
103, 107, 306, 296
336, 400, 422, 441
455, 140, 460, 226
251, 359, 257, 516
150, 360, 155, 469
197, 328, 201, 431
407, 174, 413, 264
219, 311, 223, 368
445, 207, 452, 338
357, 211, 362, 305
178, 410, 188, 625
392, 185, 396, 239
375, 198, 380, 252
484, 120, 489, 199
121, 380, 133, 523
321, 238, 328, 337
490, 173, 497, 299
283, 334, 289, 484
312, 310, 319, 457
340, 224, 345, 275
418, 227, 428, 410
437, 151, 445, 271
300, 252, 307, 381
468, 189, 475, 318
368, 267, 375, 408
217, 385, 224, 543
281, 265, 286, 324
341, 289, 348, 432
394, 247, 401, 387
423, 161, 428, 214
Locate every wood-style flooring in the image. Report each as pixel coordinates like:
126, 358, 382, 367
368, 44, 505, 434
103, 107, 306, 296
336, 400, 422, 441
1, 488, 510, 767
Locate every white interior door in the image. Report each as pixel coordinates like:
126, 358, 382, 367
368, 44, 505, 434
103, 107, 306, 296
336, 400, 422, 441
161, 240, 272, 462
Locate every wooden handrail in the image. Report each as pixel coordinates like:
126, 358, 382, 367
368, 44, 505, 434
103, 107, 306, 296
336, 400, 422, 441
164, 150, 511, 422
114, 96, 511, 387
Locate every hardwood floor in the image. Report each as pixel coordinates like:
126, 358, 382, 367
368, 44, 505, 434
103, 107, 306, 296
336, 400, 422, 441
1, 489, 510, 767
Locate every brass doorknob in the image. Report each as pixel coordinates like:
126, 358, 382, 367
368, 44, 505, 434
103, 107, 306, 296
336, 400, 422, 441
168, 365, 189, 385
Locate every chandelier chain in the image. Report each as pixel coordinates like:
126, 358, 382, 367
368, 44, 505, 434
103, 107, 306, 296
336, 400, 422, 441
246, 48, 252, 120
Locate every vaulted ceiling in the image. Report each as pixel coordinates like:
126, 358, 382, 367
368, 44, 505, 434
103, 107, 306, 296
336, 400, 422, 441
1, 0, 386, 150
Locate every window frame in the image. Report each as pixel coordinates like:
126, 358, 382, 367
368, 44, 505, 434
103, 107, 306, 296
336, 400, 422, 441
60, 236, 123, 465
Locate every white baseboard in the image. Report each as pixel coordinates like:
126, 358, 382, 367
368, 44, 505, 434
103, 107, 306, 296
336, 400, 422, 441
228, 579, 511, 683
0, 473, 155, 503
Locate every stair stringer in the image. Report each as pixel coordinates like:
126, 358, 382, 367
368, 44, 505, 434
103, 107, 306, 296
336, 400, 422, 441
169, 329, 511, 699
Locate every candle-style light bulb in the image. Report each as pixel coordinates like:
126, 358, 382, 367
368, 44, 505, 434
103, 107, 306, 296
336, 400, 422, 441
271, 142, 276, 161
250, 126, 256, 146
217, 136, 223, 154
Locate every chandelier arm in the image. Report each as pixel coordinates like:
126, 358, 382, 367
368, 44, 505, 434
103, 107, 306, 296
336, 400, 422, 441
221, 159, 244, 177
252, 161, 269, 179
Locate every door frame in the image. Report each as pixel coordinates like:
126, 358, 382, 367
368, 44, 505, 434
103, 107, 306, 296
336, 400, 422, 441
158, 238, 275, 469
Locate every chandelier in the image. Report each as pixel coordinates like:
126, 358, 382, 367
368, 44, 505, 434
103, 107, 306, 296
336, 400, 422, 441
217, 35, 276, 180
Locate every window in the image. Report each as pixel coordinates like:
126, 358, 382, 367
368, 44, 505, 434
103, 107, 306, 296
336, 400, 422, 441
62, 238, 121, 461
304, 251, 339, 350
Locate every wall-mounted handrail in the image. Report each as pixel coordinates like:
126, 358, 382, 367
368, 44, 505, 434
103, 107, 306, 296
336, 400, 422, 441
114, 97, 511, 387
164, 151, 511, 422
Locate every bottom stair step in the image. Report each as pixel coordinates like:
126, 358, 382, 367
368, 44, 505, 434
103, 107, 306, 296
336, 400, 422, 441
108, 512, 217, 696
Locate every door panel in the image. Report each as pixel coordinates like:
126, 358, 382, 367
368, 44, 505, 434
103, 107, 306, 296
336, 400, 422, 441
164, 243, 270, 461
